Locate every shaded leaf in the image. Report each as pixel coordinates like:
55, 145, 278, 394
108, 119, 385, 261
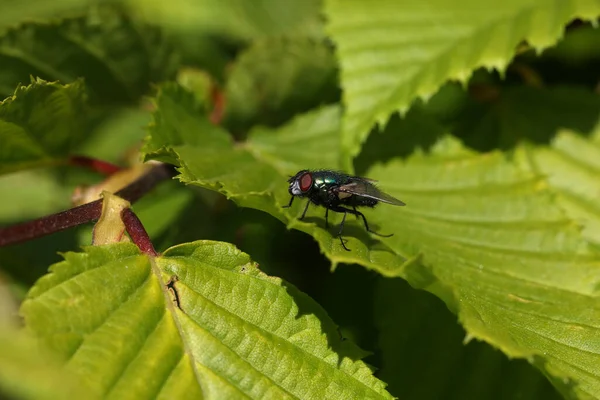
22, 241, 392, 399
354, 107, 446, 175
131, 180, 217, 251
0, 0, 89, 32
122, 0, 324, 40
75, 107, 152, 163
0, 7, 179, 103
323, 0, 600, 166
144, 84, 407, 273
541, 23, 600, 66
0, 169, 72, 222
375, 277, 562, 400
453, 85, 600, 151
0, 79, 88, 174
224, 37, 339, 133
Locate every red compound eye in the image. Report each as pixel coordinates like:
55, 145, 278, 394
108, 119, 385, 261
300, 173, 313, 192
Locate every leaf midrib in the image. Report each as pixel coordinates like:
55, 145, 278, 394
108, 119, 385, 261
176, 279, 387, 399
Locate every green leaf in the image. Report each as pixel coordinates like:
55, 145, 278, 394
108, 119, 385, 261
144, 84, 407, 273
323, 0, 600, 166
0, 0, 89, 32
0, 278, 91, 400
143, 84, 600, 397
0, 7, 179, 103
75, 107, 152, 163
0, 169, 71, 222
224, 37, 339, 132
0, 328, 92, 400
362, 136, 600, 398
542, 23, 600, 66
354, 107, 446, 175
21, 241, 392, 399
452, 85, 600, 151
515, 124, 600, 246
0, 78, 88, 174
121, 0, 324, 40
375, 278, 562, 400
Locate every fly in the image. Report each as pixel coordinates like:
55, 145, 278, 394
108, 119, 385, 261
283, 169, 405, 251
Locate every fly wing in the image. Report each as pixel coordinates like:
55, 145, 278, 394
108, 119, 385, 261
337, 179, 406, 206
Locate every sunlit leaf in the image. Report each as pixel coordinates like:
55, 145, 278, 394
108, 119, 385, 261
516, 124, 600, 246
324, 0, 600, 165
21, 241, 392, 399
362, 136, 600, 399
143, 84, 407, 274
145, 85, 600, 396
0, 328, 92, 400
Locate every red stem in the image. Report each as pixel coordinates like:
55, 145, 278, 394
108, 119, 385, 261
69, 156, 123, 175
209, 84, 226, 125
0, 163, 176, 247
121, 208, 158, 256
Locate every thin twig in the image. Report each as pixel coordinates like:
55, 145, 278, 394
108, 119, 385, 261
69, 155, 123, 176
0, 163, 176, 247
121, 208, 158, 256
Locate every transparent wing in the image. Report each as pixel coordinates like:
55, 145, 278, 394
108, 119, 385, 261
337, 179, 406, 206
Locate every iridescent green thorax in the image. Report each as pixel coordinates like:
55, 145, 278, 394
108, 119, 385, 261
284, 169, 405, 251
311, 170, 350, 190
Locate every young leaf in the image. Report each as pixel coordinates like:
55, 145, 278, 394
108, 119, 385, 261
144, 84, 407, 272
21, 241, 392, 399
0, 79, 88, 174
323, 0, 600, 165
0, 8, 179, 103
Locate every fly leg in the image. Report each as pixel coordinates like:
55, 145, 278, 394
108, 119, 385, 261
350, 207, 393, 238
282, 196, 294, 208
331, 206, 393, 250
336, 209, 351, 251
352, 205, 360, 222
300, 200, 310, 220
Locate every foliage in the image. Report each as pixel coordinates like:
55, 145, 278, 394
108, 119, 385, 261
0, 1, 599, 399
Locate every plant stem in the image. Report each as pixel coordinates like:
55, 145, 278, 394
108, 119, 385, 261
69, 155, 123, 175
0, 163, 176, 247
121, 208, 158, 256
209, 84, 226, 125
